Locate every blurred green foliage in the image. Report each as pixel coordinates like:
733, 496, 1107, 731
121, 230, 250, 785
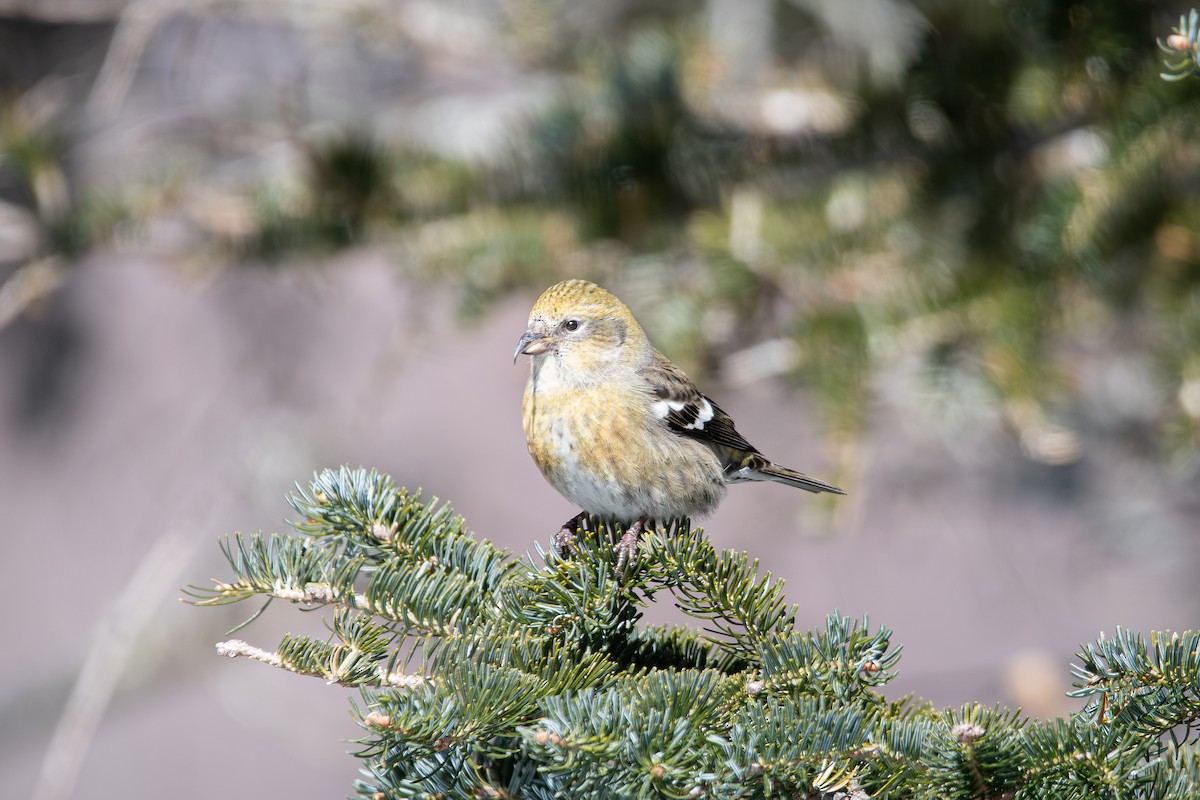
2, 0, 1199, 474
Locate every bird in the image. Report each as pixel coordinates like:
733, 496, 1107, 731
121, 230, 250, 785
514, 279, 844, 566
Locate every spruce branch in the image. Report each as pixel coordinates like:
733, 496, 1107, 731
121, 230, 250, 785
641, 529, 798, 653
713, 696, 883, 798
189, 468, 1200, 798
1019, 718, 1162, 798
496, 540, 644, 653
618, 623, 749, 674
216, 638, 286, 667
920, 705, 1026, 800
215, 610, 432, 688
183, 532, 353, 607
524, 669, 746, 799
757, 615, 900, 704
1147, 745, 1200, 800
1159, 9, 1200, 81
1070, 628, 1200, 743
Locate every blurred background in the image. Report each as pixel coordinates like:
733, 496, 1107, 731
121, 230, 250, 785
2, 0, 1198, 797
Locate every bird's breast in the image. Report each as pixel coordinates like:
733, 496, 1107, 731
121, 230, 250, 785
521, 363, 727, 520
523, 376, 645, 481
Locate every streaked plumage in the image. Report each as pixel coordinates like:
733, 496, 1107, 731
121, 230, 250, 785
515, 279, 843, 561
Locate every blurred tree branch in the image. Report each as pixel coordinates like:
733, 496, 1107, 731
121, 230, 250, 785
1, 0, 1197, 499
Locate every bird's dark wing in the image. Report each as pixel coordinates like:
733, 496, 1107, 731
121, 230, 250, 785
640, 350, 762, 457
639, 350, 846, 495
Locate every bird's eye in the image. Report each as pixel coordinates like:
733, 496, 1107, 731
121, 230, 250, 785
562, 319, 580, 332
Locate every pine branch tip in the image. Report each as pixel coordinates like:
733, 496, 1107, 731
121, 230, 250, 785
216, 638, 283, 668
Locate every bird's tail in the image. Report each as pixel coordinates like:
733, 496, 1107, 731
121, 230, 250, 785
759, 463, 846, 495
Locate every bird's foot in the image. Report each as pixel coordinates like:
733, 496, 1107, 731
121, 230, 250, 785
614, 516, 648, 571
552, 512, 585, 558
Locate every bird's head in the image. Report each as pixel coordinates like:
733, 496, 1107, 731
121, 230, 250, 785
514, 279, 647, 379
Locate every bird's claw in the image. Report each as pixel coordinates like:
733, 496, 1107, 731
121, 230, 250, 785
552, 526, 576, 558
613, 517, 647, 571
613, 532, 639, 571
551, 512, 586, 559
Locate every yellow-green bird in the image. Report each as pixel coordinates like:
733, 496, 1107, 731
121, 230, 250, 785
515, 279, 843, 563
